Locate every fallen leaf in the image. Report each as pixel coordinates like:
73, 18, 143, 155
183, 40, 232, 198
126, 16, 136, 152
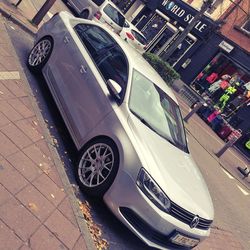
0, 91, 4, 95
32, 121, 38, 126
50, 194, 55, 199
28, 203, 38, 212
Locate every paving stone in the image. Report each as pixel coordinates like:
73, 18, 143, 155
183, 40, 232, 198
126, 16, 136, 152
0, 46, 12, 57
7, 151, 41, 181
73, 236, 88, 250
20, 96, 34, 113
0, 220, 23, 250
2, 79, 27, 96
0, 100, 23, 121
0, 111, 10, 128
8, 98, 33, 118
30, 225, 67, 250
0, 132, 19, 157
35, 139, 52, 158
45, 210, 80, 249
19, 244, 32, 250
32, 174, 65, 206
23, 144, 54, 168
16, 184, 55, 222
1, 123, 32, 149
0, 184, 12, 206
47, 167, 64, 190
16, 119, 43, 143
0, 56, 19, 71
0, 159, 28, 194
0, 197, 40, 241
58, 197, 78, 228
0, 81, 15, 99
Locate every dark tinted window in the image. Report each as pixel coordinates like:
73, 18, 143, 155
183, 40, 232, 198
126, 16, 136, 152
103, 4, 125, 27
75, 24, 128, 98
131, 30, 147, 45
92, 0, 105, 6
97, 47, 128, 92
75, 24, 115, 60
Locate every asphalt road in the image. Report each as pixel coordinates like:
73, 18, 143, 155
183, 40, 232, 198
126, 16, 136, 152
4, 6, 250, 250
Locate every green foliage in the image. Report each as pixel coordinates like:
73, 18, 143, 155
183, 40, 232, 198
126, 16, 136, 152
143, 52, 180, 86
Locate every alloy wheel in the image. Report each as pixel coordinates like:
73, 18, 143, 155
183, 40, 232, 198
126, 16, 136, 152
78, 143, 114, 188
28, 38, 52, 67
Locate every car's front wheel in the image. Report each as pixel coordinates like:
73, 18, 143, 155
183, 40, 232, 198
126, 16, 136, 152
76, 138, 119, 197
27, 36, 53, 72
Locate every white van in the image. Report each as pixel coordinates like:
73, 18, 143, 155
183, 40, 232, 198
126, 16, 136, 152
66, 0, 126, 33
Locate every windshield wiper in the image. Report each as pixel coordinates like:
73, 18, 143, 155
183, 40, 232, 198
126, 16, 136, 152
131, 110, 176, 145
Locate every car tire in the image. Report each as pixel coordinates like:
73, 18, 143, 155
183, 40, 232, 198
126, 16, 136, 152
76, 137, 119, 197
27, 36, 53, 73
79, 10, 89, 19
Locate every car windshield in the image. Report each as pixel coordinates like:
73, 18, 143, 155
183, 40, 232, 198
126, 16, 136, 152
129, 70, 188, 152
103, 4, 125, 27
131, 30, 147, 45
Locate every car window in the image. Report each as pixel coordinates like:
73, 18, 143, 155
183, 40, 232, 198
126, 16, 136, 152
74, 24, 128, 99
97, 46, 128, 98
129, 69, 188, 152
131, 30, 147, 45
75, 24, 115, 60
103, 4, 125, 27
91, 0, 105, 6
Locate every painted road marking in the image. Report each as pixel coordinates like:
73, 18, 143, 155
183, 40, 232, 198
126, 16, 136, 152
236, 185, 249, 196
0, 71, 20, 80
222, 169, 235, 179
47, 12, 53, 18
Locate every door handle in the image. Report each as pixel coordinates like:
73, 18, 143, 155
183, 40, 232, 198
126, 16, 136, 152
80, 65, 87, 74
63, 36, 70, 44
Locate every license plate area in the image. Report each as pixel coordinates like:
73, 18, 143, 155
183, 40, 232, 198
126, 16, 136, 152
169, 231, 200, 247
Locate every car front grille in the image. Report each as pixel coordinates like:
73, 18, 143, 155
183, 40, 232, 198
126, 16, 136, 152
170, 202, 213, 230
120, 207, 191, 249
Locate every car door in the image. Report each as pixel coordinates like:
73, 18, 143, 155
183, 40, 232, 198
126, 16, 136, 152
48, 23, 119, 148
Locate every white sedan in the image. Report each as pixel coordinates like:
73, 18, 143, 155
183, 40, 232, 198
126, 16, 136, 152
27, 12, 213, 250
120, 20, 148, 54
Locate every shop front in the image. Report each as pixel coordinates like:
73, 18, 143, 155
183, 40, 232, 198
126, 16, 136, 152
191, 41, 250, 158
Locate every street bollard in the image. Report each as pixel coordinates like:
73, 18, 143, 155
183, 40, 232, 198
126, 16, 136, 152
32, 0, 57, 26
15, 0, 23, 7
183, 102, 203, 123
215, 135, 240, 158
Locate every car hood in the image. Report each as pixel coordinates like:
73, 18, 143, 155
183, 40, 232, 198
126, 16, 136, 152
128, 114, 214, 220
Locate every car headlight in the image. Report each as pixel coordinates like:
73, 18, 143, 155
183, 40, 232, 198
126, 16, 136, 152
136, 168, 171, 213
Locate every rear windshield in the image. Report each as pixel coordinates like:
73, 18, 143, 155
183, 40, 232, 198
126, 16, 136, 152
103, 4, 125, 27
131, 30, 147, 45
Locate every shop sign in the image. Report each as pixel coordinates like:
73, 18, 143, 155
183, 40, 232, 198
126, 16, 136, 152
160, 0, 212, 37
219, 41, 234, 53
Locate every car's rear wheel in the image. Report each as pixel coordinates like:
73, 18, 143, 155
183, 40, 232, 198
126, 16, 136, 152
76, 138, 119, 197
27, 36, 53, 72
80, 10, 89, 19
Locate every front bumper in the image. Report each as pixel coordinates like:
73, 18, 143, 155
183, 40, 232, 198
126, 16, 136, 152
104, 170, 211, 250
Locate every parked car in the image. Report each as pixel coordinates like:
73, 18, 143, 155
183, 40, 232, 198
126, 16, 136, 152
120, 20, 148, 53
27, 12, 214, 250
65, 0, 125, 33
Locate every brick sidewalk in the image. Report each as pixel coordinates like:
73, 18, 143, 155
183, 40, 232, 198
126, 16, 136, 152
0, 14, 95, 250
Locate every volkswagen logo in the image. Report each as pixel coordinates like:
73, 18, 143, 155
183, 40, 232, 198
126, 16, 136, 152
190, 215, 200, 228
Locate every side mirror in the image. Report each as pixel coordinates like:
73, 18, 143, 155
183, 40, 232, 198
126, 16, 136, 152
107, 79, 122, 101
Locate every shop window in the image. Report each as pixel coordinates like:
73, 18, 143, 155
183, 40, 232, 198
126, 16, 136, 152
241, 19, 250, 34
206, 0, 223, 14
